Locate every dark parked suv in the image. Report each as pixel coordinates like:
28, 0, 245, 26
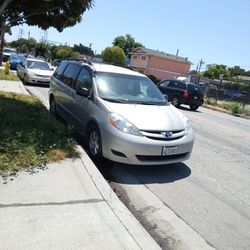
157, 79, 204, 110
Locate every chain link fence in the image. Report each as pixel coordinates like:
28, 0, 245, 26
190, 75, 250, 106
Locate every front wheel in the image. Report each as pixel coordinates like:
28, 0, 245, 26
88, 125, 102, 162
23, 74, 28, 85
190, 105, 199, 111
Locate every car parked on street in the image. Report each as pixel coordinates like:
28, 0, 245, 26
49, 60, 194, 165
2, 47, 16, 62
17, 57, 54, 85
157, 79, 204, 110
9, 54, 25, 70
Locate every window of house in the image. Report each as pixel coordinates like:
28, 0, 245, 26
141, 56, 146, 60
133, 55, 137, 59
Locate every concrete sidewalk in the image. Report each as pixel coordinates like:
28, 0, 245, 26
0, 80, 29, 94
0, 80, 160, 249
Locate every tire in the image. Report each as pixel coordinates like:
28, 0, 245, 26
171, 96, 180, 107
190, 105, 199, 111
23, 74, 28, 85
49, 96, 57, 116
88, 125, 102, 162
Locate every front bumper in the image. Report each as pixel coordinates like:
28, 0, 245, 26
100, 123, 194, 165
27, 75, 51, 85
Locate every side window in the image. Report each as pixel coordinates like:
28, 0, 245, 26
54, 61, 68, 80
178, 82, 187, 90
76, 68, 92, 90
159, 80, 169, 87
168, 81, 177, 88
61, 63, 81, 88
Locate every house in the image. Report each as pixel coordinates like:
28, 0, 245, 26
129, 47, 191, 81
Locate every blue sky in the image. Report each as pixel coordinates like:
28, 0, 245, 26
6, 0, 250, 71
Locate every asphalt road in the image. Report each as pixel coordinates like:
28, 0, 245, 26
28, 85, 250, 250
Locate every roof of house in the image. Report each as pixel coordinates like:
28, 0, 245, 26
130, 47, 191, 64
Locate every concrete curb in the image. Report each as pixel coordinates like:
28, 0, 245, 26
25, 85, 50, 109
203, 104, 250, 119
78, 146, 161, 249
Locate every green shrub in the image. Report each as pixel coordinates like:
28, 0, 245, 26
229, 102, 244, 114
206, 98, 216, 106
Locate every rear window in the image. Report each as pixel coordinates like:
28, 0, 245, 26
188, 84, 203, 93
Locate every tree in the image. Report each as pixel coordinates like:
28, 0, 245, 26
0, 0, 93, 65
53, 45, 73, 59
73, 43, 94, 56
101, 46, 126, 65
35, 42, 49, 58
113, 34, 143, 57
8, 38, 37, 52
202, 64, 229, 79
228, 66, 246, 77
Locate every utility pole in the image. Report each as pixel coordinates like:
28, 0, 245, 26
197, 59, 205, 83
18, 28, 25, 39
198, 59, 205, 73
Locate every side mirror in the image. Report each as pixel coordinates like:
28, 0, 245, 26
76, 86, 90, 97
164, 94, 168, 101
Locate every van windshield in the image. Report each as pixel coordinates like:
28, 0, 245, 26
96, 72, 167, 105
27, 60, 50, 70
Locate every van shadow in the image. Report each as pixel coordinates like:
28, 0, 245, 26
98, 161, 192, 185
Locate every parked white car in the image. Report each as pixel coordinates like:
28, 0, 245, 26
17, 58, 54, 85
3, 47, 16, 62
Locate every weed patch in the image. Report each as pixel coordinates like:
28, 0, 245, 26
0, 92, 79, 175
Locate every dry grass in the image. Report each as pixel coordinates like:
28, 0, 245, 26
0, 91, 79, 176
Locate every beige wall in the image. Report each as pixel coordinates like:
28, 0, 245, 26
130, 53, 191, 81
130, 54, 148, 68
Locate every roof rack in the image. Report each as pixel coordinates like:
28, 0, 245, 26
64, 58, 92, 65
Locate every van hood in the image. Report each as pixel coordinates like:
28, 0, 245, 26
28, 69, 53, 77
102, 100, 186, 131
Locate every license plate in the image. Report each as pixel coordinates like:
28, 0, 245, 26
193, 96, 198, 99
162, 146, 178, 156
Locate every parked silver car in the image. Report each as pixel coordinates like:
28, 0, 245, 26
17, 58, 53, 85
49, 60, 194, 165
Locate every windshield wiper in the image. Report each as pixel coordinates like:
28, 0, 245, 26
102, 97, 127, 103
128, 101, 167, 105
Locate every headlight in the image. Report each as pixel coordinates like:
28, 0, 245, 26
185, 119, 193, 135
108, 113, 143, 136
27, 71, 35, 77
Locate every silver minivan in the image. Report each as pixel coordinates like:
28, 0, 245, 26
49, 60, 194, 165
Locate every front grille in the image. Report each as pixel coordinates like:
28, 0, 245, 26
141, 130, 185, 141
136, 153, 188, 162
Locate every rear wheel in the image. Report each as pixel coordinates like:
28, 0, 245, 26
171, 96, 180, 107
88, 125, 102, 162
190, 105, 199, 111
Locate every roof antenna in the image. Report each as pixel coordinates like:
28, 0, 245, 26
176, 49, 179, 56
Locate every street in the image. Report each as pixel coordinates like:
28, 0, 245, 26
27, 85, 250, 250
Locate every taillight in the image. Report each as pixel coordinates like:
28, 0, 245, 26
183, 90, 189, 98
